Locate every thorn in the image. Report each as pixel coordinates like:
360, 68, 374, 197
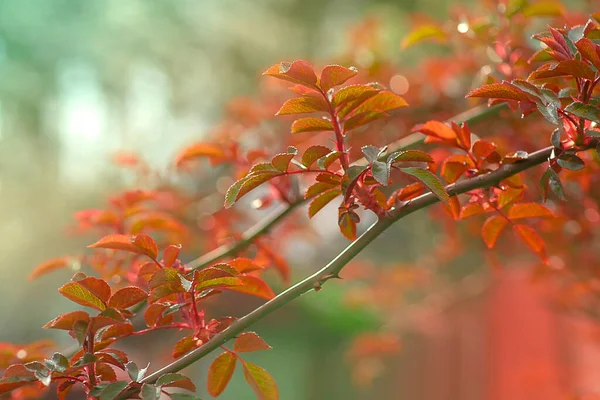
313, 281, 322, 292
321, 273, 342, 282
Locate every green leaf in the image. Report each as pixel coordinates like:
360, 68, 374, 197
98, 381, 129, 400
543, 168, 566, 201
72, 353, 97, 368
73, 320, 89, 346
361, 145, 380, 163
24, 362, 51, 386
371, 161, 390, 186
550, 129, 561, 148
557, 153, 585, 170
140, 383, 161, 400
126, 361, 149, 382
45, 353, 68, 373
400, 167, 449, 203
564, 102, 600, 125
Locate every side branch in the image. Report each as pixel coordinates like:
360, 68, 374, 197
122, 140, 585, 398
186, 201, 304, 270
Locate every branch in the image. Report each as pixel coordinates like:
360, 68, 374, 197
184, 103, 508, 270
116, 138, 590, 399
186, 201, 304, 270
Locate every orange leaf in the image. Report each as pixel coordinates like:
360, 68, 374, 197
131, 234, 159, 259
319, 65, 358, 91
481, 215, 509, 248
513, 224, 547, 261
508, 202, 554, 220
162, 244, 181, 268
229, 258, 264, 273
88, 234, 144, 255
242, 361, 279, 400
338, 210, 358, 241
308, 189, 341, 218
100, 323, 135, 341
333, 84, 378, 108
275, 96, 328, 115
301, 145, 332, 168
234, 332, 272, 353
173, 335, 198, 359
28, 256, 74, 281
472, 140, 497, 161
108, 287, 148, 309
460, 203, 486, 219
174, 142, 226, 167
263, 60, 318, 88
207, 352, 236, 397
352, 91, 407, 115
138, 262, 161, 283
291, 117, 334, 134
227, 275, 275, 300
144, 304, 174, 328
156, 373, 196, 392
305, 181, 337, 199
414, 120, 456, 140
497, 187, 525, 208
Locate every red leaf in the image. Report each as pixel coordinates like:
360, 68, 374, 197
88, 234, 144, 255
174, 143, 226, 167
263, 60, 318, 88
132, 234, 159, 260
242, 361, 279, 400
466, 83, 531, 101
43, 311, 90, 330
513, 224, 547, 261
308, 189, 341, 218
234, 332, 272, 353
28, 256, 74, 281
291, 117, 334, 134
528, 60, 596, 81
390, 150, 434, 163
301, 145, 332, 168
441, 155, 475, 183
162, 244, 181, 268
481, 215, 509, 248
108, 287, 148, 309
319, 65, 358, 91
472, 140, 497, 161
207, 352, 236, 397
227, 275, 275, 300
275, 95, 328, 115
508, 202, 554, 219
575, 38, 600, 70
100, 323, 135, 341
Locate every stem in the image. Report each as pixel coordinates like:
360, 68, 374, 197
186, 201, 305, 270
115, 138, 598, 400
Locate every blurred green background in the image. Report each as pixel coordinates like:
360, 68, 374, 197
0, 0, 573, 399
